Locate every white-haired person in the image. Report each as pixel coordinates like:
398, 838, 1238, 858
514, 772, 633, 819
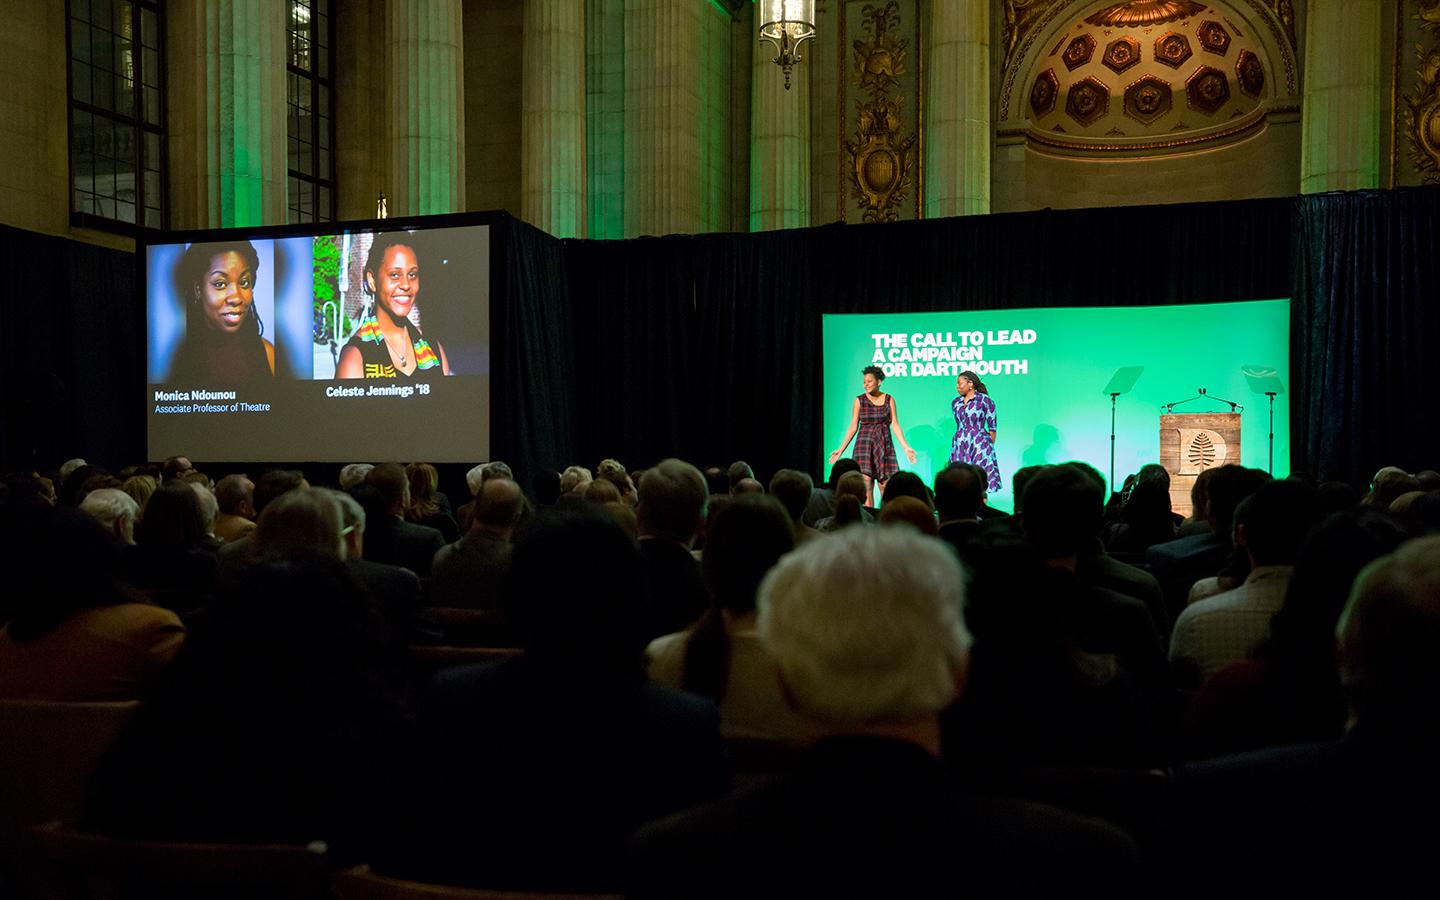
80, 487, 141, 546
629, 525, 1143, 900
456, 460, 513, 532
339, 463, 375, 492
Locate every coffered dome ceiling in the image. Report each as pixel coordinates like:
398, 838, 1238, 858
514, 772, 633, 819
1023, 0, 1273, 155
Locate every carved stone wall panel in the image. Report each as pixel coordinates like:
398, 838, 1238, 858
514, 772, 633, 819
1401, 0, 1440, 185
838, 0, 922, 222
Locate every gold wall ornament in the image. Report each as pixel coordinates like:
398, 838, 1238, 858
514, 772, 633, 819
846, 97, 917, 220
1403, 42, 1440, 184
840, 1, 919, 222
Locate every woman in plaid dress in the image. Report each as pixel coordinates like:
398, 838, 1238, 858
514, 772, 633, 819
829, 366, 918, 506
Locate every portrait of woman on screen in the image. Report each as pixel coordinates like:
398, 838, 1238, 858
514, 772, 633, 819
336, 232, 452, 380
168, 240, 275, 383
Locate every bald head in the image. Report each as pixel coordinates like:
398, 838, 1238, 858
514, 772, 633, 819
473, 477, 524, 532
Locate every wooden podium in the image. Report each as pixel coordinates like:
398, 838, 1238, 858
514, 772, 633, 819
1160, 413, 1241, 518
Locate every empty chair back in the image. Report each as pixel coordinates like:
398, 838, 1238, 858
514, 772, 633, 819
26, 821, 330, 900
333, 865, 623, 900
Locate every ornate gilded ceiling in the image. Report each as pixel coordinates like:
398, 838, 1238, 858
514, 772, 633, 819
1016, 0, 1277, 156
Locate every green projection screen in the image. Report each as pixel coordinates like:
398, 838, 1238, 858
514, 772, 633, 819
822, 299, 1290, 510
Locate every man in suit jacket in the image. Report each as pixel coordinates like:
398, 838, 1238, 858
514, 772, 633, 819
629, 525, 1144, 900
1147, 464, 1272, 626
429, 477, 522, 609
635, 459, 711, 640
381, 508, 728, 892
934, 462, 984, 558
363, 463, 444, 577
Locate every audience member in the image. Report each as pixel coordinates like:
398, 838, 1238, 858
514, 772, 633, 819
160, 455, 194, 483
1022, 465, 1167, 705
648, 495, 811, 742
125, 479, 220, 612
85, 557, 408, 862
1167, 535, 1440, 899
80, 487, 140, 546
882, 470, 933, 509
363, 463, 445, 577
815, 471, 871, 531
1179, 507, 1408, 758
629, 525, 1143, 900
934, 462, 983, 556
118, 474, 157, 511
584, 477, 623, 505
405, 462, 459, 543
945, 536, 1154, 770
430, 477, 523, 610
878, 495, 939, 535
0, 506, 184, 700
216, 468, 307, 578
1103, 464, 1177, 555
385, 508, 728, 891
802, 458, 860, 526
726, 461, 754, 494
1169, 480, 1321, 686
456, 460, 513, 531
559, 465, 593, 495
732, 477, 764, 495
212, 473, 256, 543
767, 468, 817, 544
1064, 463, 1169, 632
338, 462, 375, 492
1148, 465, 1272, 625
973, 463, 1012, 522
635, 459, 711, 640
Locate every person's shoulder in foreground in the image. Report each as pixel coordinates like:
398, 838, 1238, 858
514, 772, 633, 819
628, 524, 1144, 900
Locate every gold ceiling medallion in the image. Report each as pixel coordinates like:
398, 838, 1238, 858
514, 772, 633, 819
844, 2, 916, 222
1086, 1, 1208, 28
1404, 5, 1440, 185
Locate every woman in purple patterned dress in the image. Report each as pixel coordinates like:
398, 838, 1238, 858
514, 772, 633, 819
829, 366, 918, 507
950, 370, 1001, 493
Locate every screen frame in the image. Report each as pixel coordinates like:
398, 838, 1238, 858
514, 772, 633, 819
140, 209, 509, 464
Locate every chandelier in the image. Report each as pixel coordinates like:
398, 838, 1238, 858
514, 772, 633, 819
758, 0, 816, 90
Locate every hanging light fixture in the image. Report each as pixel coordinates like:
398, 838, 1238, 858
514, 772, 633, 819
758, 0, 816, 90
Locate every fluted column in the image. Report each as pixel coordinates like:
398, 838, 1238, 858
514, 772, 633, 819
926, 0, 989, 216
386, 0, 465, 216
168, 0, 287, 228
623, 0, 703, 236
586, 0, 626, 238
1300, 0, 1381, 192
522, 0, 586, 237
749, 22, 810, 231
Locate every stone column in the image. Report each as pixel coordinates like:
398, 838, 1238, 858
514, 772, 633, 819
749, 16, 810, 231
521, 0, 586, 237
623, 0, 703, 236
925, 0, 989, 216
1300, 0, 1382, 192
386, 0, 465, 216
168, 0, 287, 229
586, 0, 626, 238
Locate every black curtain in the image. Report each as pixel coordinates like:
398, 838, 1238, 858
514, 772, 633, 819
1291, 188, 1440, 486
4, 188, 1436, 490
0, 225, 141, 474
565, 197, 1293, 481
491, 216, 577, 483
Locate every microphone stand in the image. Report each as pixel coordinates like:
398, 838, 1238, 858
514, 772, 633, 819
1265, 391, 1276, 474
1109, 392, 1120, 491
